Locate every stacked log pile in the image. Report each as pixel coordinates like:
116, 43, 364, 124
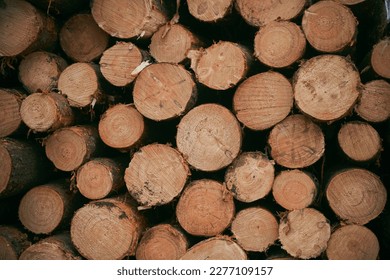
0, 0, 389, 260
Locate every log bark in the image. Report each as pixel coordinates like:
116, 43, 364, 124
278, 208, 331, 259
176, 103, 242, 171
186, 0, 233, 22
0, 226, 30, 260
176, 179, 235, 237
272, 169, 318, 210
135, 224, 188, 260
370, 37, 390, 79
268, 114, 325, 169
0, 0, 57, 57
60, 14, 109, 62
70, 196, 145, 260
293, 55, 361, 122
133, 63, 197, 121
18, 51, 68, 94
26, 0, 89, 16
0, 88, 25, 138
124, 143, 189, 207
233, 71, 293, 130
326, 224, 379, 260
224, 152, 275, 203
231, 207, 279, 252
326, 168, 387, 225
20, 92, 74, 133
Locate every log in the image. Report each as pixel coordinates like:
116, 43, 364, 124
26, 0, 89, 16
60, 14, 110, 62
326, 224, 379, 260
181, 236, 247, 260
149, 23, 202, 64
370, 37, 390, 79
186, 0, 233, 22
124, 143, 189, 206
91, 0, 170, 39
293, 55, 361, 122
0, 226, 30, 260
235, 0, 307, 27
188, 41, 251, 90
233, 71, 293, 130
231, 207, 279, 252
57, 63, 103, 108
268, 114, 325, 169
278, 208, 331, 259
326, 168, 387, 225
355, 80, 390, 123
133, 63, 197, 121
176, 179, 235, 237
19, 233, 81, 260
20, 92, 74, 133
45, 125, 101, 172
0, 138, 52, 198
99, 42, 150, 87
272, 169, 317, 210
224, 152, 275, 203
254, 21, 306, 68
76, 158, 125, 200
98, 104, 145, 151
70, 196, 145, 260
0, 88, 24, 138
18, 51, 68, 94
302, 1, 357, 53
176, 103, 242, 171
18, 181, 77, 234
0, 0, 57, 57
135, 224, 188, 260
337, 121, 382, 162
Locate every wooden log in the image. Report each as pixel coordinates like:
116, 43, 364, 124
176, 179, 235, 237
272, 169, 317, 210
181, 236, 247, 260
0, 138, 51, 198
233, 71, 294, 130
20, 92, 74, 133
60, 14, 110, 63
224, 152, 275, 203
99, 42, 151, 87
231, 207, 279, 252
355, 80, 390, 123
57, 63, 103, 108
133, 63, 197, 121
18, 181, 77, 234
326, 168, 387, 225
98, 104, 145, 151
337, 121, 382, 163
254, 21, 306, 68
91, 0, 170, 39
26, 0, 89, 16
135, 224, 188, 260
45, 125, 101, 172
370, 38, 390, 79
124, 143, 189, 207
0, 0, 57, 57
70, 196, 145, 260
326, 224, 379, 260
0, 226, 30, 260
176, 103, 242, 171
77, 158, 125, 200
268, 114, 325, 169
19, 233, 81, 260
293, 55, 361, 122
18, 51, 68, 94
278, 208, 331, 259
0, 88, 25, 138
302, 1, 357, 53
188, 41, 251, 90
186, 0, 233, 22
235, 0, 307, 27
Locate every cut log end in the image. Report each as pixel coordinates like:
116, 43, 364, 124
0, 89, 24, 138
371, 38, 390, 79
0, 226, 30, 260
176, 179, 235, 237
187, 0, 233, 22
225, 152, 275, 203
0, 144, 13, 194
